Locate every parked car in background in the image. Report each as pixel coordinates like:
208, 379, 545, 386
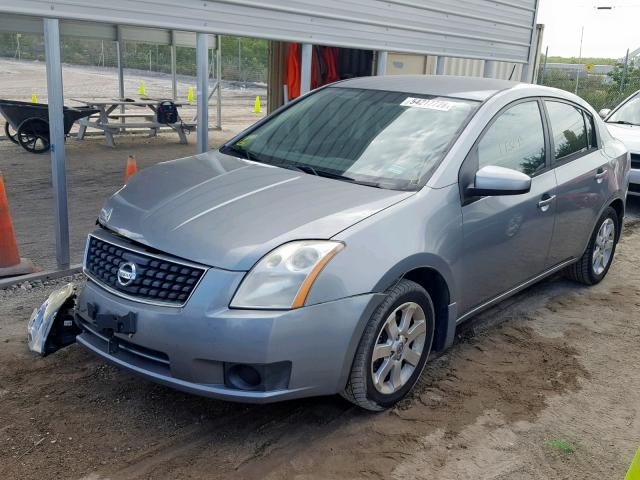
600, 91, 640, 195
30, 76, 629, 411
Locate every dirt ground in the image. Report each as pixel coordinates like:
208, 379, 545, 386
2, 57, 640, 479
0, 58, 265, 270
0, 208, 639, 479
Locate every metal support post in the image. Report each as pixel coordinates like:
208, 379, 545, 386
216, 35, 222, 129
171, 31, 177, 100
377, 51, 388, 76
483, 60, 494, 78
43, 18, 70, 268
196, 33, 209, 153
300, 43, 312, 95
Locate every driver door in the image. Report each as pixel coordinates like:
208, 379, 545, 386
458, 99, 557, 315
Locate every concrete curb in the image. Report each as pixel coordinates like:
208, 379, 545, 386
0, 264, 83, 289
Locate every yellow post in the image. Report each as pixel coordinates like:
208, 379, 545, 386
138, 81, 146, 96
253, 95, 261, 114
187, 86, 194, 103
626, 448, 640, 480
31, 94, 37, 104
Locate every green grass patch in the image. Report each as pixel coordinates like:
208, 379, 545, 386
544, 438, 576, 454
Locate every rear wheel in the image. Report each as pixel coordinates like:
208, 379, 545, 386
4, 122, 18, 144
17, 118, 50, 154
565, 206, 619, 285
342, 279, 435, 411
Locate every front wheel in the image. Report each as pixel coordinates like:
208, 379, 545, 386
342, 279, 435, 411
565, 206, 619, 285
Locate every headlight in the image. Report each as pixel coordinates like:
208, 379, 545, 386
230, 241, 344, 309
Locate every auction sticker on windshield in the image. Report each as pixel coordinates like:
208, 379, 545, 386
400, 97, 453, 111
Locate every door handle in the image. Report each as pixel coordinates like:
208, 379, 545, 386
595, 168, 608, 183
537, 194, 556, 212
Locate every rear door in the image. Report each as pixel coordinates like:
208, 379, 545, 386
544, 100, 611, 264
458, 99, 557, 314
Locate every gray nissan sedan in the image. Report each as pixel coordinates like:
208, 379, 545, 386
66, 76, 629, 410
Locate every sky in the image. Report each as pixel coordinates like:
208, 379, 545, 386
537, 0, 640, 59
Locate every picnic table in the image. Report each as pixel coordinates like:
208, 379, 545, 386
70, 98, 191, 147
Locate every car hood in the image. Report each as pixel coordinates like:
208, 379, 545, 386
100, 150, 413, 270
605, 123, 640, 152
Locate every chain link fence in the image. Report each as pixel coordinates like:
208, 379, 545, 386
537, 53, 640, 112
0, 32, 268, 84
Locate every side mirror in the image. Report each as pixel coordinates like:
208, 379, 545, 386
599, 108, 611, 119
467, 165, 531, 197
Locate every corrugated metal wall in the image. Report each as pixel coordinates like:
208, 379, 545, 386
442, 57, 523, 80
0, 14, 217, 47
386, 53, 524, 80
0, 0, 538, 63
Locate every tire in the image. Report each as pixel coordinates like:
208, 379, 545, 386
342, 279, 435, 411
4, 122, 18, 144
17, 118, 50, 154
565, 206, 619, 285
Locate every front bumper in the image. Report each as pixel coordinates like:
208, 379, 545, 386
629, 168, 640, 196
75, 274, 383, 403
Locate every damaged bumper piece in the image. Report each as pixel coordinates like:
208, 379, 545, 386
27, 282, 80, 355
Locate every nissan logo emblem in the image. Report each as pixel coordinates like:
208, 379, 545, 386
117, 262, 137, 287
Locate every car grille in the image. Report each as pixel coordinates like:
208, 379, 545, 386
84, 235, 206, 306
631, 153, 640, 170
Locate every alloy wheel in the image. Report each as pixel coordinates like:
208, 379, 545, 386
592, 217, 615, 276
370, 301, 427, 395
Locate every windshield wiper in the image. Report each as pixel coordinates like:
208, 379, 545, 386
608, 120, 639, 126
221, 144, 259, 161
312, 170, 385, 189
276, 163, 320, 176
273, 161, 386, 189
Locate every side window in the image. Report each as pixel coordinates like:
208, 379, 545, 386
545, 101, 588, 160
583, 111, 596, 148
477, 101, 546, 176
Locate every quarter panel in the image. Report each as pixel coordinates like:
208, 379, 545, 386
548, 150, 618, 264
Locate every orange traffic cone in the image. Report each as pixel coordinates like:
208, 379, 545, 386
124, 155, 138, 184
0, 171, 36, 277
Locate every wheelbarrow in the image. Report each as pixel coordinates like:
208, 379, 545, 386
0, 99, 98, 154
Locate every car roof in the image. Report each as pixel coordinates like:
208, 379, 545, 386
333, 75, 520, 102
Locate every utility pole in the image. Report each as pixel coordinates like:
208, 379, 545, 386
540, 46, 549, 84
15, 33, 21, 60
574, 25, 584, 94
621, 48, 630, 93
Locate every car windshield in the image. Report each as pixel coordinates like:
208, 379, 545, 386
221, 87, 479, 190
608, 94, 640, 125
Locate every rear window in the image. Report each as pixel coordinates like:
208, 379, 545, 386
545, 101, 588, 160
223, 87, 479, 190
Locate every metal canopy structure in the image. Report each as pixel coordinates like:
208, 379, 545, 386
0, 13, 220, 102
1, 0, 539, 64
0, 0, 540, 270
0, 14, 217, 47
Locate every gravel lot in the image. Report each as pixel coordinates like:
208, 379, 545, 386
0, 206, 639, 479
0, 58, 265, 270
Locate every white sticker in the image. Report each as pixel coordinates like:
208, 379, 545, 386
400, 97, 453, 111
